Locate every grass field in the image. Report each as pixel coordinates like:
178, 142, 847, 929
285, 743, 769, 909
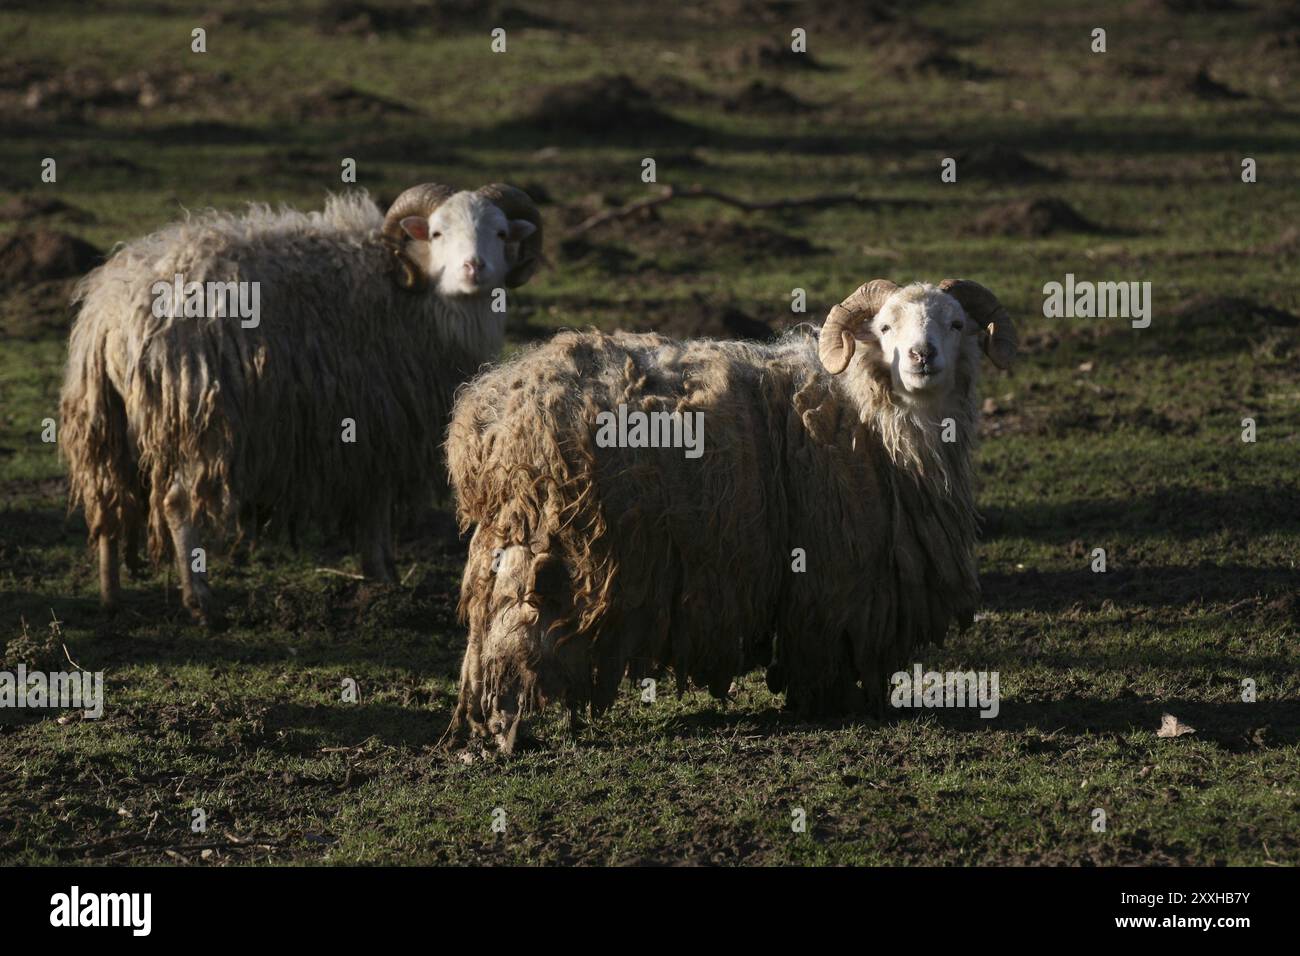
1, 0, 1298, 865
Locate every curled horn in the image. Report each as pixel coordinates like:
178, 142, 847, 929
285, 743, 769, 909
381, 183, 457, 292
476, 183, 544, 287
818, 279, 899, 375
939, 279, 1017, 370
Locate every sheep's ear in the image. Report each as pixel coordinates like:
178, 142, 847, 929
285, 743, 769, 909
399, 216, 429, 241
507, 219, 537, 242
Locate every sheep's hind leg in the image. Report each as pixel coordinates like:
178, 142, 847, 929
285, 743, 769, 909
97, 534, 120, 612
162, 480, 217, 625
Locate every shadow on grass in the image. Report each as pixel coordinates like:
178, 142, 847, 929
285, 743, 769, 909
924, 696, 1300, 748
262, 701, 448, 750
634, 694, 1300, 750
981, 563, 1300, 613
984, 485, 1300, 544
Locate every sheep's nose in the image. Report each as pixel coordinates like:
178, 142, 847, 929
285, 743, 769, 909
463, 257, 484, 280
909, 343, 937, 364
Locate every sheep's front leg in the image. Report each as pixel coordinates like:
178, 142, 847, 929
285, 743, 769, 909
440, 624, 486, 749
97, 534, 120, 611
162, 479, 215, 624
358, 492, 397, 583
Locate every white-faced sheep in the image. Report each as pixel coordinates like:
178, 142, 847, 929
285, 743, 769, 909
59, 182, 543, 623
441, 279, 1016, 752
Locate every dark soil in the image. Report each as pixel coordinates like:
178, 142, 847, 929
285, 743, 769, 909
723, 80, 810, 113
633, 296, 778, 341
509, 74, 692, 137
316, 1, 565, 36
1170, 295, 1299, 330
14, 67, 234, 115
0, 231, 101, 287
604, 209, 822, 264
290, 83, 417, 121
882, 41, 995, 81
714, 38, 822, 72
0, 278, 80, 339
966, 198, 1102, 237
706, 0, 904, 34
0, 195, 92, 223
952, 146, 1064, 183
1187, 67, 1248, 100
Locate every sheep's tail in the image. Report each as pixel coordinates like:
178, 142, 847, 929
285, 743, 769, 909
59, 318, 145, 556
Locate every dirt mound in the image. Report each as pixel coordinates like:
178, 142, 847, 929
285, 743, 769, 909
1150, 0, 1246, 12
966, 198, 1101, 237
0, 620, 64, 675
636, 297, 777, 341
654, 150, 710, 170
709, 0, 905, 33
557, 236, 640, 274
953, 146, 1063, 183
0, 59, 54, 91
881, 39, 994, 80
317, 0, 477, 35
679, 219, 820, 261
716, 38, 821, 72
1170, 295, 1298, 329
609, 209, 822, 263
1187, 67, 1247, 100
1257, 30, 1300, 53
648, 75, 718, 107
723, 80, 810, 113
0, 230, 101, 286
338, 133, 466, 166
0, 195, 92, 223
317, 1, 563, 36
290, 83, 417, 120
17, 67, 232, 114
61, 149, 146, 175
511, 74, 689, 136
0, 277, 79, 339
256, 148, 342, 180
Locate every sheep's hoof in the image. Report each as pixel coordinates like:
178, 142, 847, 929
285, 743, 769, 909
567, 706, 587, 737
765, 663, 787, 693
436, 713, 471, 752
186, 600, 226, 631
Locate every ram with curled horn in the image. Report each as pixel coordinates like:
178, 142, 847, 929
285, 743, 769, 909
442, 277, 1015, 752
60, 181, 545, 623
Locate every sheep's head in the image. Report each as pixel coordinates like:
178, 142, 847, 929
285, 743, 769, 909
382, 183, 543, 297
819, 279, 1016, 404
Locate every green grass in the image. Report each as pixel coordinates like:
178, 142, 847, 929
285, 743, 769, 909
0, 0, 1297, 865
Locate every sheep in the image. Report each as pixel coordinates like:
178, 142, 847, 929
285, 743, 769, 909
441, 279, 1016, 752
59, 182, 544, 623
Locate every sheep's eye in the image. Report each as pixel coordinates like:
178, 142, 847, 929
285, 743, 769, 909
879, 325, 891, 334
952, 321, 964, 331
497, 230, 508, 240
431, 231, 442, 239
